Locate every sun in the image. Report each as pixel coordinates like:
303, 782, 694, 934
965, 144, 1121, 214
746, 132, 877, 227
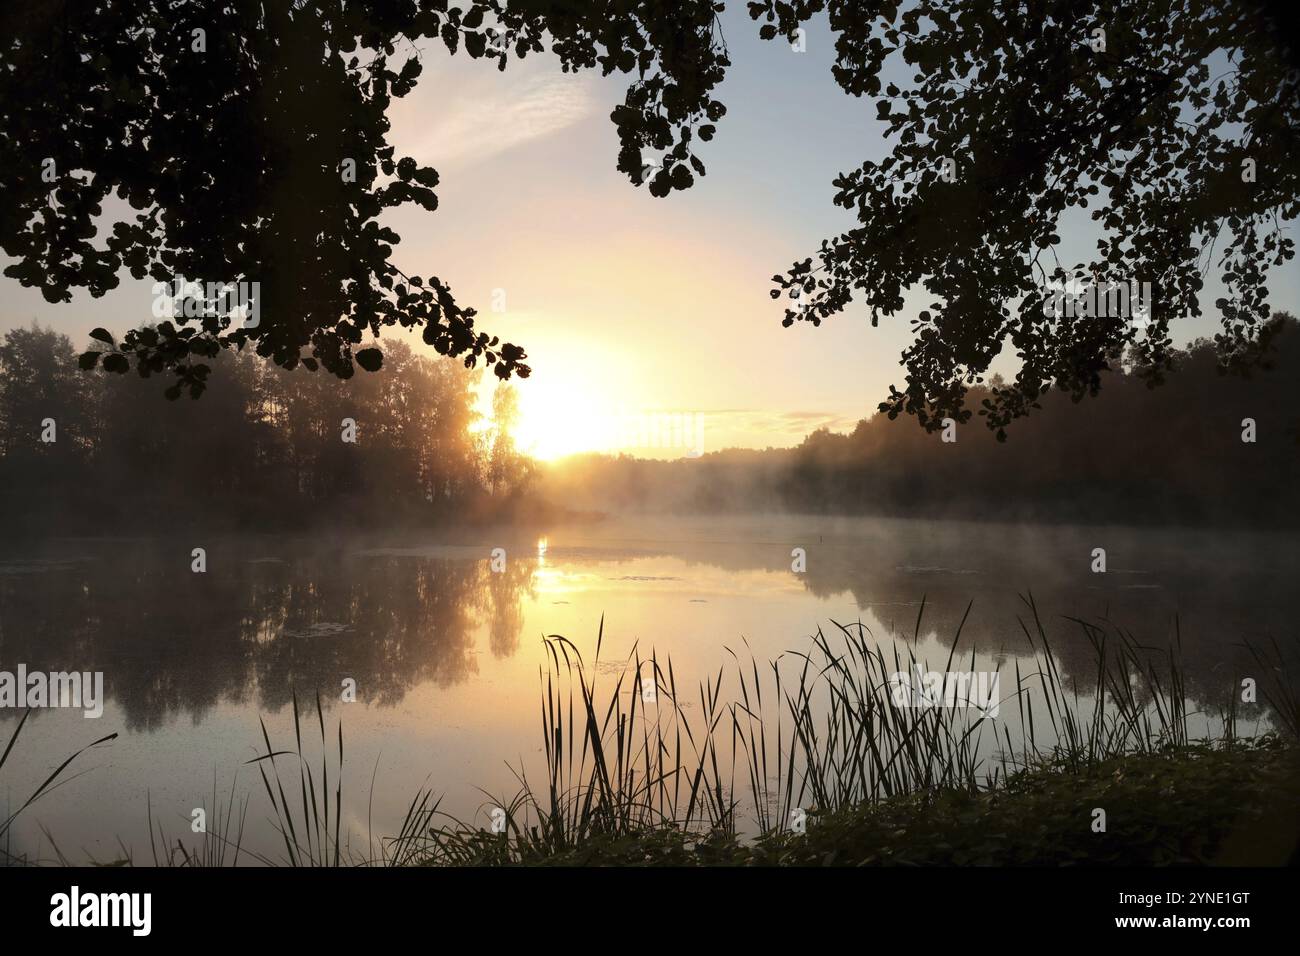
470, 339, 636, 461
510, 382, 619, 461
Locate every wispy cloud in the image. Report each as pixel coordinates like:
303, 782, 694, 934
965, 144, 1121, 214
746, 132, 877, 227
393, 61, 596, 169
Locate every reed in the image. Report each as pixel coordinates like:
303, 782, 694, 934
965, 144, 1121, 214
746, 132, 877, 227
408, 596, 1293, 863
0, 707, 117, 865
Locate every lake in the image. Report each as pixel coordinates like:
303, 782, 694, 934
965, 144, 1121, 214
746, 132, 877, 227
1, 514, 1296, 863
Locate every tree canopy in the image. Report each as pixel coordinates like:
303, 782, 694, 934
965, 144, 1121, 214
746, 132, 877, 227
1, 1, 1296, 433
0, 0, 729, 397
753, 0, 1299, 435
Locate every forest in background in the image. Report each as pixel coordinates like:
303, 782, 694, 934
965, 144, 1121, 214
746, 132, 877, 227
2, 315, 1298, 535
539, 315, 1300, 528
0, 324, 535, 535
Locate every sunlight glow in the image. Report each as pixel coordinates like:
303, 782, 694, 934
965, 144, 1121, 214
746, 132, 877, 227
512, 382, 619, 461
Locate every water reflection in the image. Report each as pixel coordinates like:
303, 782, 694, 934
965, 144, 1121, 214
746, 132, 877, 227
0, 517, 1297, 730
0, 540, 536, 730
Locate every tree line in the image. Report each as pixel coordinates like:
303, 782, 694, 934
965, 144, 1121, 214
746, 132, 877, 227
0, 324, 534, 536
538, 315, 1300, 528
5, 315, 1298, 534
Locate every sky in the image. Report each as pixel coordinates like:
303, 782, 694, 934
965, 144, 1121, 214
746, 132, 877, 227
2, 7, 1297, 459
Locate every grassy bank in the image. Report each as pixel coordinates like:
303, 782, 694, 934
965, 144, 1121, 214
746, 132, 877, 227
466, 737, 1298, 866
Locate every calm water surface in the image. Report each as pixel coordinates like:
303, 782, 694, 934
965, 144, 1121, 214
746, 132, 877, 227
2, 514, 1296, 862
